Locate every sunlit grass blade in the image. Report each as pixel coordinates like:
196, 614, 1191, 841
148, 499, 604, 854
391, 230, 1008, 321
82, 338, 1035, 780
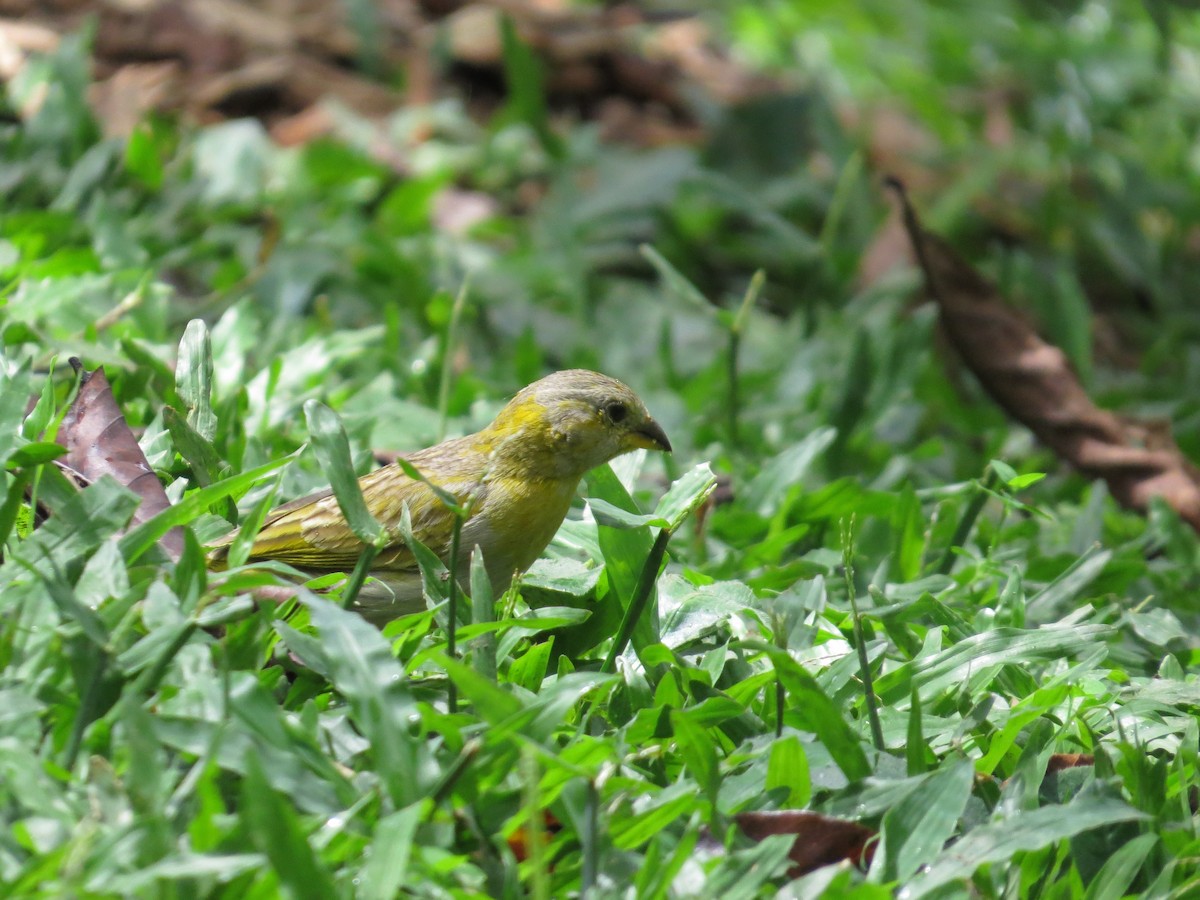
178, 319, 218, 441
303, 400, 384, 545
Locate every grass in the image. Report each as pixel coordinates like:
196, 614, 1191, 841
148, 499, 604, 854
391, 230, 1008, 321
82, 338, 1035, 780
3, 4, 1200, 896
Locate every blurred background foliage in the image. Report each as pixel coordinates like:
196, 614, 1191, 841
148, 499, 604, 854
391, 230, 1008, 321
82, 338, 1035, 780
4, 0, 1200, 893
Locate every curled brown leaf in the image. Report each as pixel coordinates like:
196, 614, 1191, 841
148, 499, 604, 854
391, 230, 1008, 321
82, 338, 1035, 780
889, 178, 1200, 533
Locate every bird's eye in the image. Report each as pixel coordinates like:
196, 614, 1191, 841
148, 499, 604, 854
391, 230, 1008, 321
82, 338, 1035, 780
605, 401, 628, 423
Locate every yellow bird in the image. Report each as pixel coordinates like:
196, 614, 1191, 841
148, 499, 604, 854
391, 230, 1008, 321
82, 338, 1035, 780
209, 370, 671, 624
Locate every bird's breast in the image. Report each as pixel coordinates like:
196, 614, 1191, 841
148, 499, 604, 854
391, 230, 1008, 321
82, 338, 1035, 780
461, 475, 578, 587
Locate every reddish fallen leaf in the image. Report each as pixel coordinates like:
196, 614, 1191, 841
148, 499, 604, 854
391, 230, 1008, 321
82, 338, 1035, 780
59, 360, 184, 561
734, 810, 875, 877
889, 178, 1200, 533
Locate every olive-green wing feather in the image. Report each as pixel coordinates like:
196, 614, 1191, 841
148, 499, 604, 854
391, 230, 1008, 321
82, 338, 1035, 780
212, 450, 486, 574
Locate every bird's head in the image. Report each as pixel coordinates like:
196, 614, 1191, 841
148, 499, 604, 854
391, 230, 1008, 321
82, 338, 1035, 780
482, 369, 672, 479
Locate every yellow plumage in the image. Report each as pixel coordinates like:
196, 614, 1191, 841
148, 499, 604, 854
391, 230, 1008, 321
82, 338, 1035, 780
208, 370, 671, 624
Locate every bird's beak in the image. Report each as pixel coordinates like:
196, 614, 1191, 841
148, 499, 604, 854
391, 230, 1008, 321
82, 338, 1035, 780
630, 418, 672, 453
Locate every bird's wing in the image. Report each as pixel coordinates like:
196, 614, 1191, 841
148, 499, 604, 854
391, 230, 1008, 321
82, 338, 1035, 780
237, 463, 484, 573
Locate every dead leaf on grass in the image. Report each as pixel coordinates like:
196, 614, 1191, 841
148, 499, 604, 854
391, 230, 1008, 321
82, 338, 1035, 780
889, 177, 1200, 533
733, 810, 875, 877
59, 359, 184, 560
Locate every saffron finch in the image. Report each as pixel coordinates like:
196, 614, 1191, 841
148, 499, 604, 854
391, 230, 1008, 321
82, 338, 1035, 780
209, 370, 671, 624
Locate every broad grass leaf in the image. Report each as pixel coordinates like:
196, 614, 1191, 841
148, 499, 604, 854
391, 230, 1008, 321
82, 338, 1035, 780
830, 326, 873, 450
869, 758, 973, 883
766, 648, 871, 781
905, 688, 929, 777
3, 476, 139, 585
906, 784, 1148, 897
191, 120, 271, 205
440, 655, 523, 725
610, 787, 696, 851
1081, 832, 1157, 900
659, 577, 753, 649
0, 360, 34, 467
118, 618, 191, 678
587, 498, 666, 531
301, 595, 431, 807
699, 832, 796, 897
394, 457, 465, 514
106, 855, 265, 893
653, 463, 717, 533
5, 442, 66, 468
520, 558, 601, 599
172, 527, 207, 608
766, 735, 811, 808
795, 477, 898, 521
75, 537, 130, 609
509, 638, 553, 692
223, 475, 280, 568
975, 683, 1072, 777
692, 167, 821, 256
511, 672, 613, 743
395, 503, 449, 605
640, 244, 713, 316
443, 655, 612, 743
631, 812, 699, 898
360, 804, 422, 900
519, 558, 613, 658
121, 338, 182, 408
1027, 547, 1112, 615
872, 624, 1114, 706
587, 463, 659, 649
163, 407, 231, 491
1070, 481, 1109, 554
670, 709, 719, 809
995, 568, 1025, 629
123, 119, 165, 189
892, 481, 923, 582
742, 428, 836, 517
177, 319, 217, 441
303, 400, 384, 545
469, 548, 497, 680
20, 554, 109, 647
241, 751, 337, 900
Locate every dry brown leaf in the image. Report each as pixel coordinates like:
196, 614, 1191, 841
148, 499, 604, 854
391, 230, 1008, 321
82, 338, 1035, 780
0, 18, 59, 80
7, 0, 773, 146
59, 360, 184, 560
1046, 753, 1094, 772
734, 810, 875, 877
269, 102, 335, 146
889, 178, 1200, 533
89, 61, 184, 137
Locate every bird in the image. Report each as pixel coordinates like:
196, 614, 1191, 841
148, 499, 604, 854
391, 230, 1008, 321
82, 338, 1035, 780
208, 369, 671, 625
